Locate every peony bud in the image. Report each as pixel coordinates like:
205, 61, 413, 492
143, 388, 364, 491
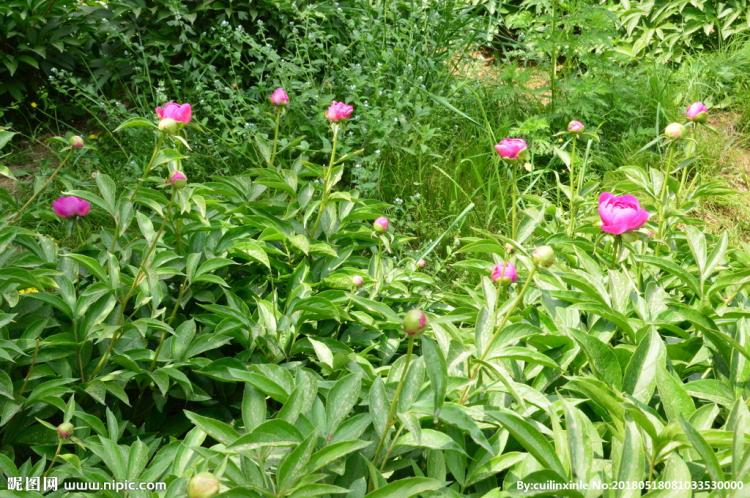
158, 118, 179, 134
664, 122, 684, 139
188, 472, 220, 498
169, 170, 187, 187
686, 101, 708, 123
531, 245, 555, 268
156, 102, 192, 123
52, 196, 91, 218
69, 135, 84, 149
495, 138, 528, 160
270, 87, 289, 106
567, 120, 584, 134
352, 275, 364, 287
491, 262, 518, 284
373, 216, 389, 233
416, 258, 426, 269
403, 309, 427, 336
56, 422, 74, 439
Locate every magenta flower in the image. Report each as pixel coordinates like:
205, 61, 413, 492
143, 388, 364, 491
491, 262, 518, 284
155, 102, 192, 123
373, 216, 389, 233
270, 87, 289, 106
325, 101, 354, 122
169, 170, 187, 186
52, 196, 91, 218
568, 120, 584, 134
495, 138, 528, 160
598, 192, 649, 235
686, 102, 708, 122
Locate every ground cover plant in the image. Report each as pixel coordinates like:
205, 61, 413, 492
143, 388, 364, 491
3, 1, 750, 497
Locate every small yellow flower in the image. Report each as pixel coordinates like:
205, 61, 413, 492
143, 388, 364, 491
19, 287, 39, 295
30, 102, 37, 108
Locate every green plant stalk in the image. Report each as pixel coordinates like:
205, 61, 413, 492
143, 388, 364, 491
458, 266, 538, 405
10, 150, 73, 223
150, 277, 189, 371
17, 338, 41, 399
657, 145, 675, 241
311, 124, 339, 237
510, 163, 518, 240
41, 439, 62, 480
270, 106, 282, 167
549, 0, 559, 111
611, 235, 623, 268
373, 335, 415, 466
90, 188, 176, 380
676, 125, 696, 208
110, 136, 163, 253
567, 138, 578, 236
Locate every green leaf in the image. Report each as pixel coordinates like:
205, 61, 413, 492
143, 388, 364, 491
229, 420, 303, 452
487, 409, 566, 477
364, 477, 445, 498
184, 410, 240, 446
616, 417, 645, 497
622, 329, 665, 403
277, 433, 318, 491
421, 336, 447, 416
395, 428, 465, 454
679, 416, 725, 482
308, 439, 371, 473
325, 373, 361, 436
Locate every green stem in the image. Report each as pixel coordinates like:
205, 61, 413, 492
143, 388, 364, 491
41, 440, 62, 480
18, 338, 41, 399
458, 266, 538, 405
657, 145, 674, 241
311, 124, 339, 237
150, 277, 189, 371
270, 107, 282, 168
373, 335, 415, 465
510, 164, 518, 240
611, 235, 622, 269
89, 187, 176, 380
10, 151, 73, 223
567, 138, 577, 237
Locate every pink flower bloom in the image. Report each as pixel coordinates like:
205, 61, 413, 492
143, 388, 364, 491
325, 101, 354, 122
155, 102, 192, 123
568, 120, 584, 134
52, 196, 91, 218
686, 101, 707, 122
491, 262, 518, 283
373, 216, 389, 233
495, 138, 528, 160
169, 170, 187, 186
270, 87, 289, 106
598, 192, 650, 235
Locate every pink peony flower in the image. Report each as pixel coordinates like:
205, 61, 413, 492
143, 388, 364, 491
169, 170, 187, 186
491, 262, 518, 284
598, 192, 650, 235
52, 196, 91, 218
495, 138, 528, 160
155, 102, 192, 123
373, 216, 389, 233
686, 101, 708, 122
269, 87, 289, 106
325, 101, 354, 122
568, 120, 585, 134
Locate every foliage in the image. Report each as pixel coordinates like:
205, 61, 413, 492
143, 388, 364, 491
1, 82, 750, 496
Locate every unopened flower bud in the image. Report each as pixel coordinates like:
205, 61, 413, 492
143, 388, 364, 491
664, 122, 684, 139
56, 422, 74, 439
169, 170, 187, 187
403, 309, 427, 336
188, 472, 220, 498
532, 245, 555, 268
352, 275, 364, 287
373, 216, 389, 233
686, 101, 708, 123
567, 120, 584, 134
416, 258, 426, 269
69, 135, 84, 149
158, 117, 179, 134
